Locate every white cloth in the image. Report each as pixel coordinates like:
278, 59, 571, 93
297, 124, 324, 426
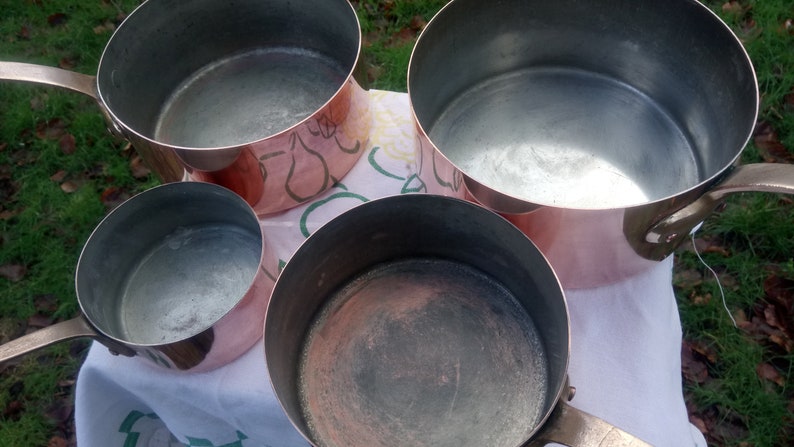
75, 90, 706, 447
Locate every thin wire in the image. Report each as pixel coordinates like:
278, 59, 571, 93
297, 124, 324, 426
690, 230, 737, 328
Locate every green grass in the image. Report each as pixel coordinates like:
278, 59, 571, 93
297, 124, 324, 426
676, 2, 794, 445
0, 1, 153, 445
1, 0, 793, 446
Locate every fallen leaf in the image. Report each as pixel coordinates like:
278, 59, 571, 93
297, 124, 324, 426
129, 155, 151, 178
753, 121, 794, 163
757, 362, 785, 387
47, 13, 68, 27
673, 267, 703, 289
47, 436, 68, 447
409, 14, 427, 31
34, 294, 59, 314
688, 339, 718, 364
60, 181, 79, 193
3, 400, 24, 421
27, 314, 53, 329
93, 20, 115, 34
691, 291, 712, 306
36, 118, 68, 140
689, 414, 707, 435
17, 25, 31, 40
681, 340, 710, 384
722, 1, 743, 15
58, 57, 75, 71
59, 133, 76, 154
100, 186, 130, 208
50, 170, 67, 182
0, 264, 27, 282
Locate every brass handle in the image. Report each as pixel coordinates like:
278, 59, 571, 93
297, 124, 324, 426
0, 315, 137, 363
0, 61, 97, 98
527, 401, 652, 447
0, 316, 96, 363
646, 163, 794, 245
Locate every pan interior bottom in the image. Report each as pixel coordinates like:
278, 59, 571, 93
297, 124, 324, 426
428, 66, 700, 209
117, 224, 261, 345
154, 46, 348, 148
298, 258, 548, 447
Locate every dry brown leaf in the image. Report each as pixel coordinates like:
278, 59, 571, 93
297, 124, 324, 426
100, 186, 130, 209
93, 20, 115, 34
50, 170, 67, 183
689, 340, 718, 364
36, 118, 67, 140
58, 57, 75, 70
60, 181, 79, 193
409, 14, 427, 31
0, 209, 20, 220
59, 133, 76, 154
754, 121, 794, 163
681, 341, 710, 384
756, 362, 785, 387
722, 1, 743, 15
129, 155, 151, 179
17, 25, 30, 40
47, 13, 68, 27
27, 314, 53, 329
47, 436, 68, 447
0, 264, 26, 282
34, 294, 59, 314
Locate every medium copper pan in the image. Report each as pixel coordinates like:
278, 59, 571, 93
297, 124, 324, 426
0, 0, 369, 215
264, 194, 651, 447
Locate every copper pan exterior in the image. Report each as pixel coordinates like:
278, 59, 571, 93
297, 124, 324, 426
265, 194, 651, 446
408, 0, 794, 288
0, 182, 278, 372
0, 0, 369, 215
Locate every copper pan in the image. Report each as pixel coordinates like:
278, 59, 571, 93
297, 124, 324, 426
0, 0, 370, 215
408, 0, 794, 288
264, 194, 651, 447
0, 182, 278, 372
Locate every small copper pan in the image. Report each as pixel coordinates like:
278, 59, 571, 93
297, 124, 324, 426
0, 182, 278, 372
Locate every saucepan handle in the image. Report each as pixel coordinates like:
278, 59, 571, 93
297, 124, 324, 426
526, 401, 652, 447
646, 163, 794, 245
0, 61, 98, 98
0, 315, 135, 364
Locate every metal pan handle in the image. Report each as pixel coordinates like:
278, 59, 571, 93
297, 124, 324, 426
0, 315, 135, 364
527, 401, 652, 447
646, 163, 794, 247
0, 61, 97, 98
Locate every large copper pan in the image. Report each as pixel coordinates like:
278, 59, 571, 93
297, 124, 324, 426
408, 0, 794, 288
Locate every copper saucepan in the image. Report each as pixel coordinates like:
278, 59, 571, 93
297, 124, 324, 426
0, 0, 370, 215
264, 194, 651, 447
408, 0, 794, 288
0, 182, 278, 372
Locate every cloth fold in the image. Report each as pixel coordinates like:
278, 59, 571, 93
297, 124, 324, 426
75, 90, 706, 447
